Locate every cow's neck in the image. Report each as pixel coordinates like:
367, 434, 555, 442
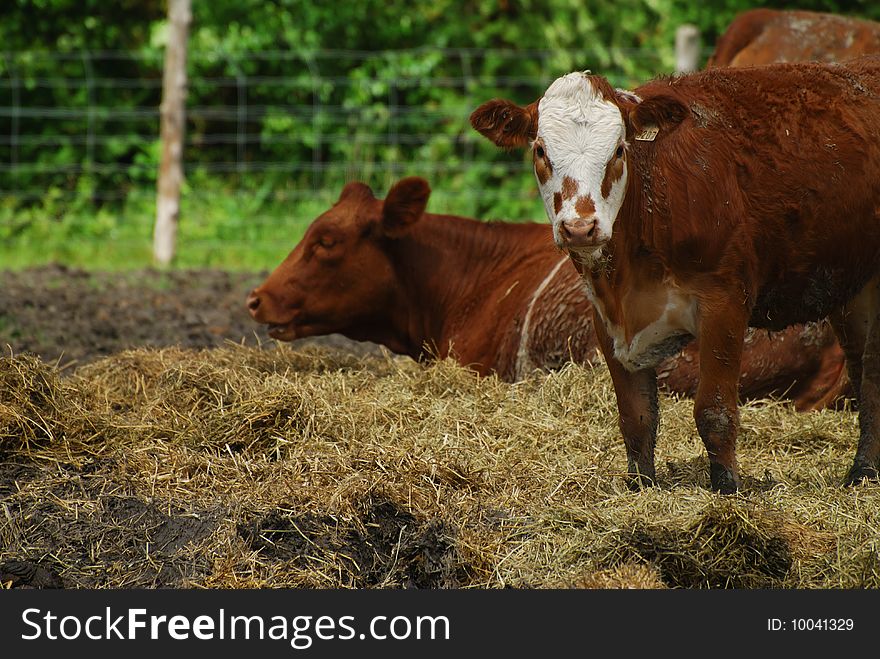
578, 159, 656, 321
384, 215, 553, 363
574, 158, 699, 371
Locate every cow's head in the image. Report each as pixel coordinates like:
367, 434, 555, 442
470, 72, 686, 256
246, 177, 430, 345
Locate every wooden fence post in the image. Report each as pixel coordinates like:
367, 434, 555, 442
153, 0, 191, 266
675, 24, 701, 74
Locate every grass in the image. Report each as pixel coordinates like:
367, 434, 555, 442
0, 187, 324, 272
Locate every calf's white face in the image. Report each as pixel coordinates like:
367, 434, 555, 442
533, 73, 629, 254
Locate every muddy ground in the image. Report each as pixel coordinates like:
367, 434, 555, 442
0, 264, 380, 369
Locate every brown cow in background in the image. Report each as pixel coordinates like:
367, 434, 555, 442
708, 8, 880, 67
247, 177, 849, 411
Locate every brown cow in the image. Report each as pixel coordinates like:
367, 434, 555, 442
708, 8, 880, 67
246, 177, 848, 411
470, 58, 880, 492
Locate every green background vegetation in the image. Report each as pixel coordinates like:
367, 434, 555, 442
1, 0, 878, 270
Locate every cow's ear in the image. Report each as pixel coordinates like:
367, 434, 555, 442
470, 98, 539, 149
614, 88, 642, 107
382, 177, 431, 237
625, 95, 688, 138
338, 181, 375, 202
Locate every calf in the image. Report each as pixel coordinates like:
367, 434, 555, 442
709, 9, 880, 67
246, 177, 848, 410
471, 58, 880, 492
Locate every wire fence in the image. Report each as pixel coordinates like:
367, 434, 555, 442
0, 46, 700, 265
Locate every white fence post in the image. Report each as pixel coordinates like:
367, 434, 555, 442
675, 24, 701, 74
153, 0, 191, 266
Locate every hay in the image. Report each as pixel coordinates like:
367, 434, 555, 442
569, 562, 666, 589
0, 343, 879, 588
0, 354, 67, 450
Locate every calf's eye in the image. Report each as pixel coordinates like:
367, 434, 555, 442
535, 145, 545, 159
615, 145, 625, 159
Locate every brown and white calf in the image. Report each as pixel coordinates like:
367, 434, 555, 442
471, 58, 880, 492
246, 177, 849, 410
709, 8, 880, 68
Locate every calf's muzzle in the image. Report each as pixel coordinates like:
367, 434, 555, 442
557, 217, 599, 249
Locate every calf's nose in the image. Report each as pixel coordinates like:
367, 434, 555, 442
246, 290, 261, 316
558, 217, 597, 248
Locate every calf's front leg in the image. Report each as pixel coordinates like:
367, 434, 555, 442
694, 298, 749, 494
593, 315, 659, 489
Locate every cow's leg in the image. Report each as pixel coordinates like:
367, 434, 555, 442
694, 300, 749, 494
830, 310, 866, 404
830, 274, 880, 484
612, 362, 659, 489
593, 314, 659, 488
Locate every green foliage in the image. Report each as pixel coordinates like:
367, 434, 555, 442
0, 176, 330, 270
2, 0, 880, 268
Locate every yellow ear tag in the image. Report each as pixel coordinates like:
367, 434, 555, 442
635, 125, 659, 141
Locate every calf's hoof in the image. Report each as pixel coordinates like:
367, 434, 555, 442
844, 462, 879, 486
710, 463, 740, 494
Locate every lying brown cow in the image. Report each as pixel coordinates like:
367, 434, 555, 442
246, 177, 848, 411
708, 8, 880, 67
471, 58, 880, 492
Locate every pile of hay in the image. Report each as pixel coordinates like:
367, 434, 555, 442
0, 344, 877, 588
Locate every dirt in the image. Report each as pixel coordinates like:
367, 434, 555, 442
237, 499, 470, 588
0, 264, 381, 370
0, 453, 476, 589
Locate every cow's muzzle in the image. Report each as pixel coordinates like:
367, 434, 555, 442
246, 288, 300, 340
556, 217, 603, 249
246, 289, 262, 316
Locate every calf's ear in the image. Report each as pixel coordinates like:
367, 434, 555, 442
470, 98, 539, 149
382, 177, 431, 237
625, 95, 688, 138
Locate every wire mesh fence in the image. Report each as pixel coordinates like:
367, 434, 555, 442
0, 46, 695, 266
